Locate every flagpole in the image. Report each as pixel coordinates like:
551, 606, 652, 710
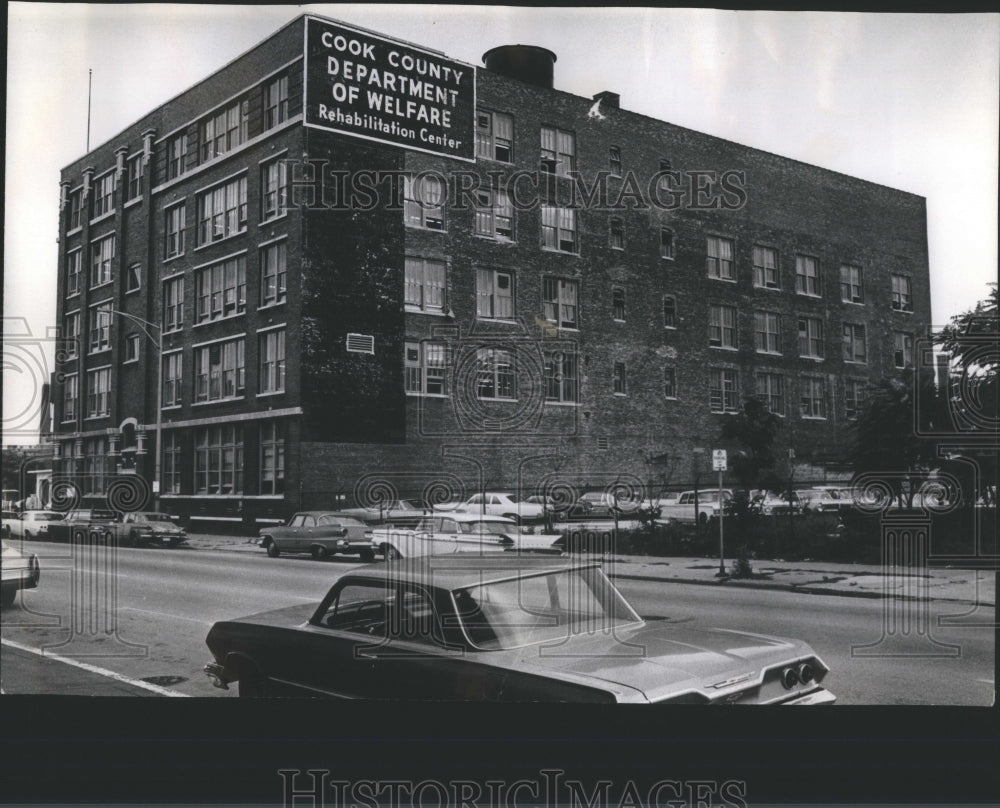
87, 69, 92, 151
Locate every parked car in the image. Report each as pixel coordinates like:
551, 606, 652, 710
1, 540, 40, 607
2, 510, 20, 538
758, 492, 803, 516
258, 512, 374, 561
46, 509, 119, 542
657, 489, 733, 524
451, 493, 546, 523
370, 513, 564, 560
6, 510, 65, 540
334, 499, 434, 528
204, 555, 835, 703
798, 488, 852, 514
120, 512, 187, 547
573, 491, 622, 518
524, 495, 567, 521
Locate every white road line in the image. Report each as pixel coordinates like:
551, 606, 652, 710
0, 638, 190, 697
120, 606, 214, 625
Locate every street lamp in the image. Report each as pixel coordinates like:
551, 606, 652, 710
100, 309, 163, 511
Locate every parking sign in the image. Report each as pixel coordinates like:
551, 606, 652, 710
712, 449, 727, 471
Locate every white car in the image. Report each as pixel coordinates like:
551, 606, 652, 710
1, 540, 40, 607
657, 490, 733, 524
371, 513, 564, 560
450, 493, 546, 523
7, 510, 65, 540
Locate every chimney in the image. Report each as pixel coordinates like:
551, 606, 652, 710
593, 91, 620, 110
482, 45, 557, 89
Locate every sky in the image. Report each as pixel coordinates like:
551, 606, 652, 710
4, 4, 998, 445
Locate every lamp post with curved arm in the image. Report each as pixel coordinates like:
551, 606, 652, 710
100, 309, 162, 511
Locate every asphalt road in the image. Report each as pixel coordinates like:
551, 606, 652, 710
1, 540, 994, 704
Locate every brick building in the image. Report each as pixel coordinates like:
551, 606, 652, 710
50, 14, 932, 530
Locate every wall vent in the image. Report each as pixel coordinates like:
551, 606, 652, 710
346, 333, 375, 354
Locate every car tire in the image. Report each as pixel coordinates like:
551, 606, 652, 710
383, 544, 402, 561
24, 529, 34, 540
237, 666, 267, 698
698, 512, 709, 526
265, 539, 280, 558
360, 549, 375, 562
1, 588, 16, 608
311, 545, 329, 561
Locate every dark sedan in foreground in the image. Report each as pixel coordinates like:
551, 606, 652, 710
205, 557, 834, 703
1, 540, 40, 607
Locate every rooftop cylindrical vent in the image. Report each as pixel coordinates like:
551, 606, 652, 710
482, 45, 557, 89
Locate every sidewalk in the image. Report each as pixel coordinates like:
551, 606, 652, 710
181, 532, 996, 607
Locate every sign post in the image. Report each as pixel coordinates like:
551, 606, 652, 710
712, 450, 727, 576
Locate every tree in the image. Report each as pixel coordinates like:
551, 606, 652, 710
848, 371, 943, 507
2, 446, 30, 494
720, 397, 783, 493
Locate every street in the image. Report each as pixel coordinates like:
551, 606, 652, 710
1, 539, 994, 704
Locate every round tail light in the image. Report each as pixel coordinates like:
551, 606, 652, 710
780, 666, 800, 689
798, 662, 816, 684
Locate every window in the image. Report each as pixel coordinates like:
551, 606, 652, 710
167, 133, 188, 180
475, 269, 514, 320
541, 205, 576, 252
195, 256, 247, 323
710, 368, 739, 413
706, 236, 735, 281
474, 187, 514, 240
124, 334, 140, 363
260, 241, 287, 306
612, 286, 626, 321
800, 377, 826, 419
86, 367, 111, 418
542, 277, 579, 329
475, 110, 513, 162
68, 189, 83, 230
92, 172, 115, 219
754, 311, 781, 354
64, 312, 80, 357
404, 257, 446, 313
404, 342, 449, 396
125, 153, 144, 202
613, 362, 627, 395
200, 100, 249, 162
663, 296, 677, 329
163, 277, 184, 333
194, 425, 243, 495
194, 338, 245, 402
540, 126, 575, 176
260, 421, 285, 494
894, 332, 913, 369
83, 438, 109, 495
66, 250, 82, 296
840, 265, 864, 304
63, 374, 78, 421
165, 203, 186, 259
162, 433, 182, 494
544, 350, 578, 403
162, 351, 183, 407
891, 274, 913, 312
664, 368, 677, 399
609, 218, 625, 249
261, 159, 289, 221
259, 329, 286, 394
609, 146, 622, 176
475, 348, 515, 400
404, 174, 445, 230
263, 75, 289, 130
88, 301, 112, 353
660, 228, 675, 259
795, 255, 821, 296
197, 176, 248, 245
709, 303, 738, 349
842, 323, 867, 363
753, 245, 779, 289
90, 235, 115, 287
844, 379, 867, 421
126, 264, 141, 293
755, 371, 784, 415
798, 316, 824, 359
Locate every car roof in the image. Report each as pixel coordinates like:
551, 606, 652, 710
347, 556, 596, 589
